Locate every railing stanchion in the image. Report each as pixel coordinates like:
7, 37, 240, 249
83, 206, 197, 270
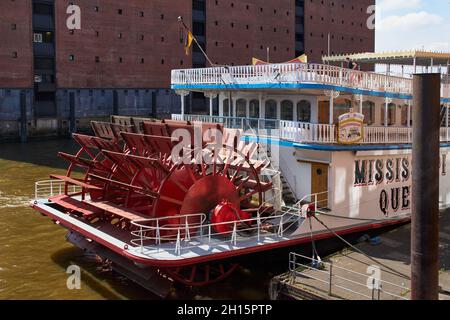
208, 224, 211, 243
175, 229, 181, 256
140, 226, 144, 253
156, 220, 160, 245
185, 217, 190, 241
257, 212, 261, 242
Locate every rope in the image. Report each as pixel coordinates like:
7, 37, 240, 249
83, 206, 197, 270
317, 211, 392, 222
311, 213, 410, 280
308, 216, 322, 267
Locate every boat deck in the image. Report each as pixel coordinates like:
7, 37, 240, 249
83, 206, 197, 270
32, 195, 411, 268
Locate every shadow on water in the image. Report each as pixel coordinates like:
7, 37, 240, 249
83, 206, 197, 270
0, 139, 78, 170
51, 247, 157, 300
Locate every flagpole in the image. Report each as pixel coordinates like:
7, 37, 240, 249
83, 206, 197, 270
178, 16, 215, 67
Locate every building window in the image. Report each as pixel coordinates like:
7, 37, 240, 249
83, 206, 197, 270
12, 52, 18, 58
119, 57, 123, 63
94, 6, 99, 12
11, 24, 17, 30
141, 58, 145, 64
161, 59, 165, 64
118, 33, 122, 39
140, 11, 144, 17
69, 54, 75, 61
118, 9, 123, 15
95, 56, 100, 63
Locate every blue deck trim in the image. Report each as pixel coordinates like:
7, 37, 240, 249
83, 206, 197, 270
172, 83, 449, 103
243, 136, 450, 151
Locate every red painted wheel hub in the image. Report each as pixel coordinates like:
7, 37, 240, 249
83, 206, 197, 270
211, 200, 252, 234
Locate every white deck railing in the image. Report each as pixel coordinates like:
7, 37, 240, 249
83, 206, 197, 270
172, 63, 450, 98
35, 180, 81, 200
172, 114, 450, 145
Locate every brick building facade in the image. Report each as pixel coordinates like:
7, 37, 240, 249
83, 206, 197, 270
0, 0, 374, 140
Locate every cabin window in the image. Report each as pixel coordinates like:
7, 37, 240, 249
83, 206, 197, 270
281, 100, 294, 121
388, 103, 397, 126
297, 100, 311, 122
333, 99, 352, 124
362, 101, 375, 125
401, 104, 410, 126
236, 99, 247, 117
249, 100, 260, 118
381, 103, 397, 126
265, 100, 278, 119
223, 99, 230, 116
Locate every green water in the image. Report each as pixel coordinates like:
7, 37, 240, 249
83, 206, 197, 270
0, 140, 280, 300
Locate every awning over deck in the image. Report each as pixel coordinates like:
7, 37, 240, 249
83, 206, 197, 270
322, 50, 450, 67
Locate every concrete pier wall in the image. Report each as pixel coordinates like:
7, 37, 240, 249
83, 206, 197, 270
0, 88, 182, 141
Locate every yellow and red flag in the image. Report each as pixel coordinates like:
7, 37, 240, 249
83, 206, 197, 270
184, 31, 194, 56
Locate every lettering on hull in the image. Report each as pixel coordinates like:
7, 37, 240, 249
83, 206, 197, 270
353, 154, 447, 216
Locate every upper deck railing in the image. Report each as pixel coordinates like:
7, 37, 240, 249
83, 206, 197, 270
172, 114, 450, 145
172, 63, 450, 99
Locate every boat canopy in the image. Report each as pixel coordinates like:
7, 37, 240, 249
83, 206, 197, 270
323, 50, 450, 67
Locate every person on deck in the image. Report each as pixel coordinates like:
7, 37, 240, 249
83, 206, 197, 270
346, 57, 358, 70
346, 57, 360, 83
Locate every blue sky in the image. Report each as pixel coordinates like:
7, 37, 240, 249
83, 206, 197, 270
376, 0, 450, 52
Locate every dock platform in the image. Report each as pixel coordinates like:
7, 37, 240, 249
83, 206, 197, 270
270, 210, 450, 300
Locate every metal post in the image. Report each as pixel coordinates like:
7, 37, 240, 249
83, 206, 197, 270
372, 278, 376, 300
446, 103, 449, 142
328, 262, 333, 296
411, 73, 440, 300
327, 33, 331, 57
384, 99, 389, 127
209, 96, 213, 117
359, 95, 363, 114
329, 92, 334, 125
180, 94, 185, 117
407, 100, 411, 128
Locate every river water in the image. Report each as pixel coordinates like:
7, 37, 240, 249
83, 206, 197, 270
0, 139, 282, 300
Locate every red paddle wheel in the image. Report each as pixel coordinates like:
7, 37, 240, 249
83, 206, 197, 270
57, 120, 274, 286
